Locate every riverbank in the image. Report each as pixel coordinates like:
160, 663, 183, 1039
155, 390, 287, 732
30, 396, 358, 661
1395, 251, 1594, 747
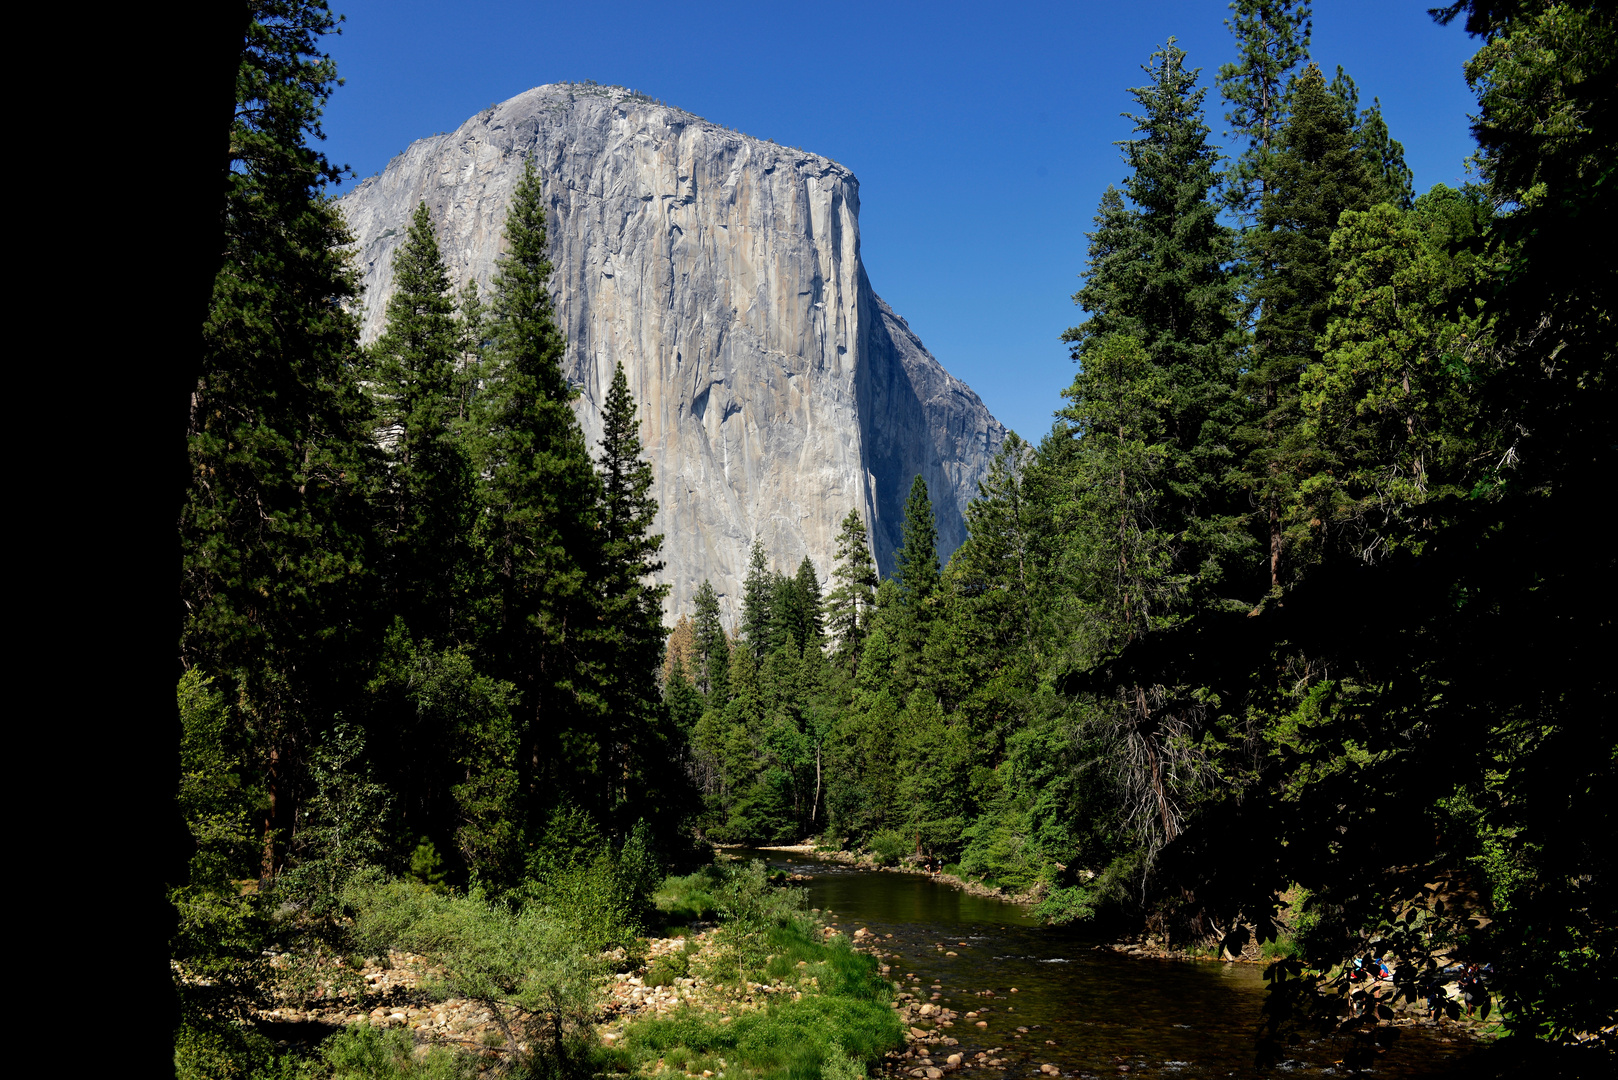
747, 844, 1042, 908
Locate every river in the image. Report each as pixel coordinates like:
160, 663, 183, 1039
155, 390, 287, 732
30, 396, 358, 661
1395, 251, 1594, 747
733, 848, 1480, 1079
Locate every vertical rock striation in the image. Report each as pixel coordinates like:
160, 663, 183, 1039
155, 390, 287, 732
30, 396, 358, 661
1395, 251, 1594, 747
338, 83, 1007, 624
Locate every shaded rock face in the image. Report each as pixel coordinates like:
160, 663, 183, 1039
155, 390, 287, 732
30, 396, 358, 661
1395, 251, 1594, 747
338, 83, 1006, 624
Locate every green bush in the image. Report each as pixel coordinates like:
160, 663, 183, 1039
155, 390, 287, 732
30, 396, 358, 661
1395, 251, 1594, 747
655, 869, 722, 924
645, 948, 690, 987
867, 830, 909, 867
628, 992, 898, 1080
319, 1024, 475, 1079
346, 878, 601, 1069
820, 1039, 867, 1080
523, 808, 661, 949
175, 1014, 302, 1080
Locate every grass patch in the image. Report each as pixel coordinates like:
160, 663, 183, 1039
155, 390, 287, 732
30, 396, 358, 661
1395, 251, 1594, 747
625, 912, 902, 1080
647, 940, 700, 987
655, 869, 723, 925
1259, 933, 1303, 962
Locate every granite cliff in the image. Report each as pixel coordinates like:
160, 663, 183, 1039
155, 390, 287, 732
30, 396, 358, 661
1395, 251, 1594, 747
337, 83, 1007, 623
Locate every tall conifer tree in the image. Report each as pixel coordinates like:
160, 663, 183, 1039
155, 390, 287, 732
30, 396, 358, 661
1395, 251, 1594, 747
691, 580, 730, 702
594, 360, 671, 830
825, 509, 878, 670
740, 539, 774, 659
1217, 0, 1313, 222
1063, 40, 1245, 610
890, 476, 941, 680
791, 557, 825, 653
181, 0, 377, 880
366, 202, 474, 642
473, 158, 603, 811
894, 475, 940, 607
1236, 64, 1377, 591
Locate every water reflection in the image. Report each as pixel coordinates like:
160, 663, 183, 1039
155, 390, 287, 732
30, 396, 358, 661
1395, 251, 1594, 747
731, 848, 1477, 1078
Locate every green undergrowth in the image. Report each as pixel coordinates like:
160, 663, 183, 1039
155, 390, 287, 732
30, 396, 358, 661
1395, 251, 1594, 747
628, 882, 903, 1080
655, 870, 723, 925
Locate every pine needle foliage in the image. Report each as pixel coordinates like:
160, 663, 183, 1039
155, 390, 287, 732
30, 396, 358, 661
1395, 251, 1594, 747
472, 157, 603, 809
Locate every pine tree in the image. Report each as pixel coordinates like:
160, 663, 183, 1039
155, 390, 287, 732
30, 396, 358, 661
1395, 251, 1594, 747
1236, 64, 1378, 592
951, 433, 1039, 664
1326, 67, 1415, 209
181, 0, 377, 880
1217, 0, 1313, 222
825, 509, 878, 670
770, 570, 802, 655
890, 476, 941, 679
741, 539, 775, 659
1299, 192, 1486, 557
455, 278, 486, 422
1062, 39, 1246, 612
1057, 335, 1179, 646
691, 580, 730, 702
176, 4, 377, 1065
791, 556, 825, 653
366, 201, 475, 642
472, 157, 603, 812
894, 475, 940, 606
1354, 99, 1415, 209
663, 655, 705, 736
594, 360, 671, 830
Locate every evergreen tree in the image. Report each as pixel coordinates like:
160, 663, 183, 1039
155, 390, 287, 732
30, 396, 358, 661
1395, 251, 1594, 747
1299, 191, 1488, 559
890, 476, 941, 680
1354, 99, 1415, 209
691, 580, 730, 702
1327, 67, 1415, 209
663, 655, 705, 736
472, 157, 603, 813
951, 433, 1039, 664
455, 278, 486, 422
366, 201, 475, 642
769, 569, 800, 655
1235, 64, 1378, 591
893, 475, 940, 606
1217, 0, 1313, 222
824, 509, 878, 669
1057, 335, 1179, 647
1062, 39, 1246, 612
791, 556, 825, 653
181, 0, 377, 879
1061, 42, 1249, 621
594, 360, 672, 833
1065, 39, 1237, 411
740, 539, 775, 659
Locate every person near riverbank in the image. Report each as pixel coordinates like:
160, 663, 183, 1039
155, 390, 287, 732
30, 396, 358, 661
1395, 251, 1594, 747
1459, 964, 1490, 1019
1347, 954, 1392, 1017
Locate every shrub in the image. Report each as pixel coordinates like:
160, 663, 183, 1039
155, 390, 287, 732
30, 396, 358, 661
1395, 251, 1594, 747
174, 1013, 302, 1080
821, 1039, 867, 1080
867, 830, 909, 867
346, 878, 601, 1071
523, 809, 661, 949
319, 1024, 476, 1079
655, 869, 722, 924
645, 949, 690, 987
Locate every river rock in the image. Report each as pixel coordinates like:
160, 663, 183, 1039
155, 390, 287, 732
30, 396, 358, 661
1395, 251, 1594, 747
337, 83, 1008, 623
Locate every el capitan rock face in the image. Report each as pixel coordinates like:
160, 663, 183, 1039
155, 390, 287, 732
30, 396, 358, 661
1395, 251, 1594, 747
338, 83, 1007, 623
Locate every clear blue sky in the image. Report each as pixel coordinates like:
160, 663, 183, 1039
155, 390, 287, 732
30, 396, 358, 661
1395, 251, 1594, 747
322, 1, 1482, 443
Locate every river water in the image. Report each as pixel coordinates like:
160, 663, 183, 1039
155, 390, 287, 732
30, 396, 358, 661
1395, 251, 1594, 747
733, 848, 1479, 1079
